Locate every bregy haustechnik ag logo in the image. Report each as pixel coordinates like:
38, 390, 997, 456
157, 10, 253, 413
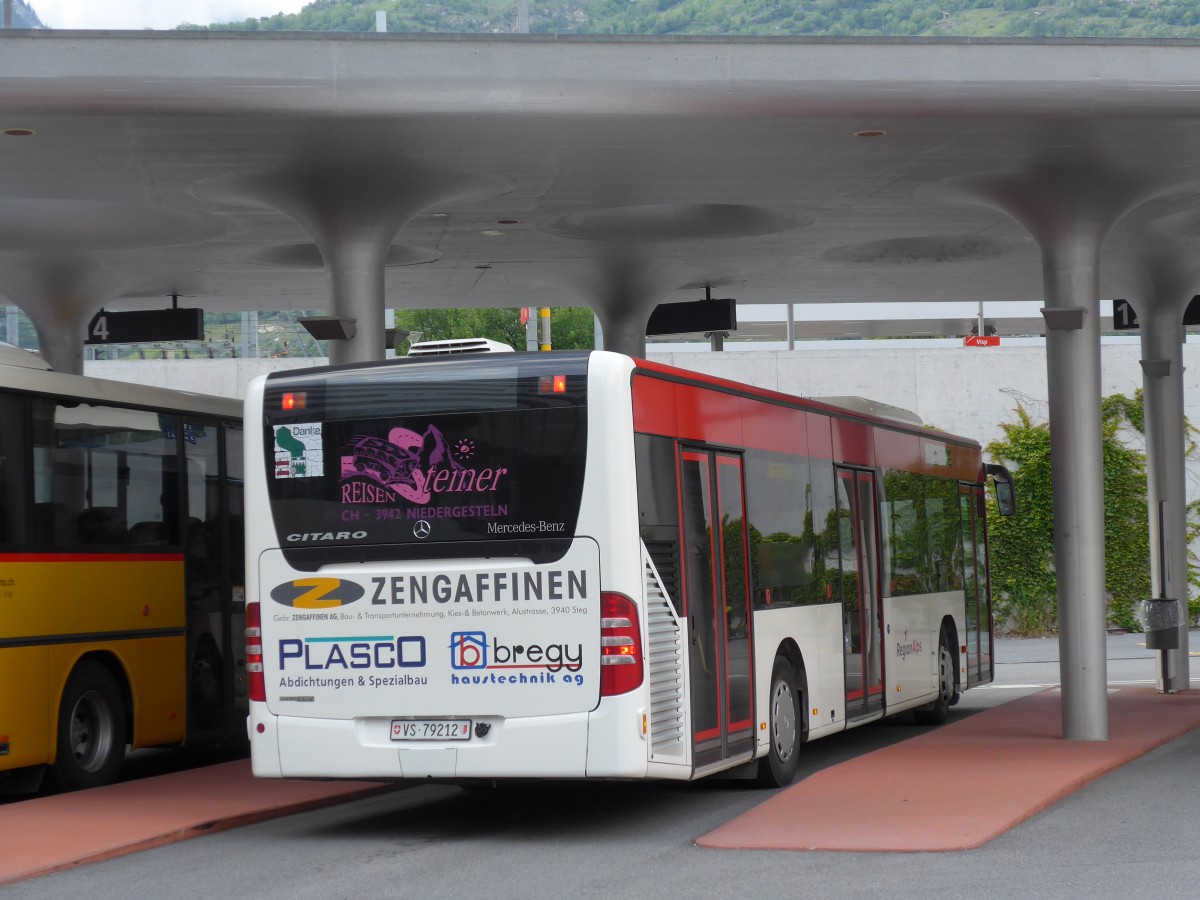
449, 630, 585, 685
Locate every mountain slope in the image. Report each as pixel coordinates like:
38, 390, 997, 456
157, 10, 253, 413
6, 0, 46, 29
179, 0, 1200, 39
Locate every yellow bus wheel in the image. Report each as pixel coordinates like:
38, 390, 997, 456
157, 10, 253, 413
51, 661, 127, 791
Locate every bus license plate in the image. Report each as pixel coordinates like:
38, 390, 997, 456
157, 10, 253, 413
391, 719, 472, 742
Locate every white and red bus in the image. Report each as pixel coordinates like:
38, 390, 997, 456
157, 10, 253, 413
244, 350, 1011, 786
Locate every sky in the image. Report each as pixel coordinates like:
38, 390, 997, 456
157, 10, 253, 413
32, 1, 309, 30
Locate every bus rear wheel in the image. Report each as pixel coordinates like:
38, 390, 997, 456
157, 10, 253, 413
914, 633, 954, 726
757, 656, 802, 788
52, 661, 127, 791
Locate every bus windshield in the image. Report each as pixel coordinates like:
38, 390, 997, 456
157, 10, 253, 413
261, 354, 589, 564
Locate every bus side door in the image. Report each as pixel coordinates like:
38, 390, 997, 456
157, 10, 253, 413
959, 483, 993, 687
679, 449, 755, 771
836, 466, 885, 721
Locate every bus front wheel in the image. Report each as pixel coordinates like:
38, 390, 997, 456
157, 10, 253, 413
757, 656, 802, 788
51, 661, 127, 791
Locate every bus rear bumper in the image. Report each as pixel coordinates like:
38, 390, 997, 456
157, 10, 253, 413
250, 708, 597, 780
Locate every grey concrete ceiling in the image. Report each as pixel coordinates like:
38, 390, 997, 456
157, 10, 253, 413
3, 31, 1200, 337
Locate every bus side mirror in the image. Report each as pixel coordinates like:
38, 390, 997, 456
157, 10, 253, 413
985, 464, 1016, 517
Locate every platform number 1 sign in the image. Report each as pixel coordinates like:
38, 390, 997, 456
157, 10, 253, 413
1113, 299, 1139, 331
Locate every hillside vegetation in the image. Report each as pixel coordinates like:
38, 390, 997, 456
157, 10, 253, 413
180, 0, 1200, 39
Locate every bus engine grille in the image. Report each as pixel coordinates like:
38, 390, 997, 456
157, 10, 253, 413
643, 555, 685, 759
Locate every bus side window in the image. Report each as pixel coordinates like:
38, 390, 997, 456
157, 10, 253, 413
635, 433, 681, 611
31, 399, 83, 547
0, 392, 29, 546
77, 506, 126, 544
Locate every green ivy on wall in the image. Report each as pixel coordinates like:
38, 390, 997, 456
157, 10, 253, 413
984, 392, 1199, 636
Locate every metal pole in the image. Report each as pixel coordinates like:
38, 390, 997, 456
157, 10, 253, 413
1140, 312, 1190, 692
3, 1, 13, 29
525, 309, 538, 352
539, 307, 551, 351
786, 303, 795, 350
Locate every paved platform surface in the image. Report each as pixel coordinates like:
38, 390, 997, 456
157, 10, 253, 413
4, 681, 1200, 885
0, 763, 390, 886
699, 685, 1200, 852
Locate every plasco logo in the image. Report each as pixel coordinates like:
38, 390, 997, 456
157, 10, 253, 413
450, 631, 488, 669
270, 577, 365, 609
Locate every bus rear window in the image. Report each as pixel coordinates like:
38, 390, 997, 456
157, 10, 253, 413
262, 355, 589, 559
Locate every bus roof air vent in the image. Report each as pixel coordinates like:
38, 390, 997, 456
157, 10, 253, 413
406, 338, 515, 357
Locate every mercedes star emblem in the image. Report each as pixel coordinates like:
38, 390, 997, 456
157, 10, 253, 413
413, 520, 432, 539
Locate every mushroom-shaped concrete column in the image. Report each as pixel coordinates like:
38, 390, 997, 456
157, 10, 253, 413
1108, 219, 1200, 693
0, 200, 221, 374
922, 161, 1171, 740
541, 203, 810, 358
586, 259, 689, 359
528, 253, 728, 360
200, 155, 508, 365
0, 257, 153, 375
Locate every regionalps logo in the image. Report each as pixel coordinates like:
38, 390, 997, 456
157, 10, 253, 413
270, 577, 365, 609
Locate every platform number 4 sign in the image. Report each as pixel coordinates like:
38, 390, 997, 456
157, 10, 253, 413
90, 314, 110, 342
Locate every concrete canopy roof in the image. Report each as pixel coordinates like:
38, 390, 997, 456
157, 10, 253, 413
3, 30, 1200, 358
5, 28, 1194, 733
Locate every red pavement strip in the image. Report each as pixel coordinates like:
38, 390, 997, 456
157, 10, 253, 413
4, 687, 1198, 883
699, 686, 1200, 853
0, 761, 391, 886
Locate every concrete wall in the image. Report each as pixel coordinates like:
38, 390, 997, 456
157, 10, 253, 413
86, 341, 1192, 452
85, 356, 324, 403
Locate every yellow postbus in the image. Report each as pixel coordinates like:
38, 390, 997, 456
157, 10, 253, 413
0, 344, 245, 791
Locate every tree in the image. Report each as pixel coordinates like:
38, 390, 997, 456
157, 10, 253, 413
984, 392, 1198, 636
393, 306, 594, 352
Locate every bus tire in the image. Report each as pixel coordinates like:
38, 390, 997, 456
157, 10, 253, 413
51, 661, 127, 791
914, 632, 954, 726
756, 656, 802, 788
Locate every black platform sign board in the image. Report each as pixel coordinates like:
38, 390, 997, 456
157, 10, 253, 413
646, 297, 737, 336
1112, 298, 1138, 330
85, 308, 204, 344
1112, 296, 1200, 331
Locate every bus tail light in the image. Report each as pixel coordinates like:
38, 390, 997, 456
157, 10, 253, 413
600, 592, 643, 696
281, 391, 306, 411
246, 601, 265, 703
